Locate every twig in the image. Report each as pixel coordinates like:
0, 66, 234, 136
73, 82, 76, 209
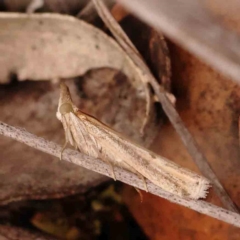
93, 0, 239, 212
118, 0, 240, 85
0, 121, 240, 227
77, 0, 115, 22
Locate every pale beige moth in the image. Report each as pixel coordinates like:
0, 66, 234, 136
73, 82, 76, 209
56, 83, 210, 199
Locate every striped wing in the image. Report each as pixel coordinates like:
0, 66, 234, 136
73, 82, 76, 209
73, 112, 210, 199
62, 112, 100, 158
62, 110, 209, 199
67, 112, 142, 177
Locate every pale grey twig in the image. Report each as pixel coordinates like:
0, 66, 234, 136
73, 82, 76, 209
0, 121, 240, 227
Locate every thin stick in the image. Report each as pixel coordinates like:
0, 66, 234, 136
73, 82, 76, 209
0, 121, 240, 227
77, 0, 115, 22
93, 0, 239, 212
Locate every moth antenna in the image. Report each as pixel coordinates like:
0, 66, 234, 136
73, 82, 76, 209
110, 162, 116, 181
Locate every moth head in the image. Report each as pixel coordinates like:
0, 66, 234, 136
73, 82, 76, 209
56, 83, 74, 121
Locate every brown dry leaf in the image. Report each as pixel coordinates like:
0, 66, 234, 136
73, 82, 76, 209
119, 0, 240, 85
122, 41, 240, 239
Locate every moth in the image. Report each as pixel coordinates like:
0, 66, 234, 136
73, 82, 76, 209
56, 83, 210, 199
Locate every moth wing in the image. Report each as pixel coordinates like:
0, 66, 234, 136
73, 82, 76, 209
68, 112, 100, 158
61, 114, 76, 148
96, 126, 210, 199
97, 136, 143, 175
125, 141, 210, 199
101, 129, 183, 192
71, 114, 143, 176
66, 110, 209, 199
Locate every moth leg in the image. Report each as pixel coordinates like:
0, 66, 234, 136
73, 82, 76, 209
60, 126, 77, 160
105, 160, 116, 181
60, 140, 68, 160
109, 162, 116, 181
99, 147, 116, 181
122, 160, 148, 192
60, 115, 75, 160
72, 120, 117, 180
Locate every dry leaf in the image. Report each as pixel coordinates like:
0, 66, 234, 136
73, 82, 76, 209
0, 12, 159, 133
119, 0, 240, 84
122, 41, 240, 240
0, 12, 156, 94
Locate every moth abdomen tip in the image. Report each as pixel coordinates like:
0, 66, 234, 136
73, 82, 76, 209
191, 179, 211, 200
